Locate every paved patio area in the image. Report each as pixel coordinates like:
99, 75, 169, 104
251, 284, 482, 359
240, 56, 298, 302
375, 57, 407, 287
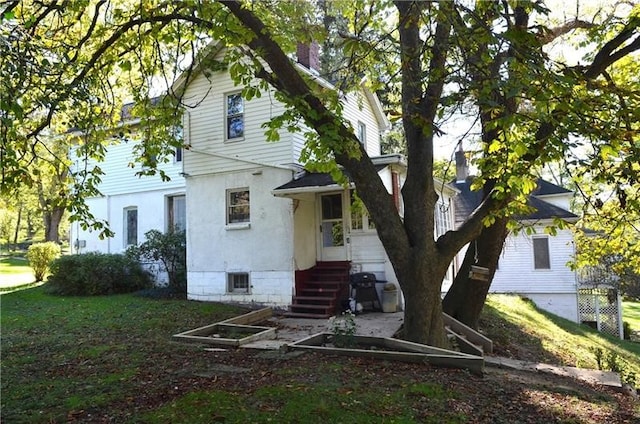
242, 311, 404, 350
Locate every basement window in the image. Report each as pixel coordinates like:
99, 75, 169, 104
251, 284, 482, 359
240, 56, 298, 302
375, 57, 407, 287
227, 272, 250, 294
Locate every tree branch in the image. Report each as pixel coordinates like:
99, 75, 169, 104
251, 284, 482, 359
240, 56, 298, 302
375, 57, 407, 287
537, 19, 595, 44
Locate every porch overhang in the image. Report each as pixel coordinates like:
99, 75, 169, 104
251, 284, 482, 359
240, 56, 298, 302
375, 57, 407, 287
271, 172, 356, 198
272, 154, 406, 199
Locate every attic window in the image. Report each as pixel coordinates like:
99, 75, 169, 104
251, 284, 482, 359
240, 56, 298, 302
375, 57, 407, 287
226, 93, 244, 140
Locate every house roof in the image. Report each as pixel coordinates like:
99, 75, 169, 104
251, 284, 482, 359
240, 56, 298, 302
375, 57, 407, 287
531, 179, 572, 196
272, 165, 387, 195
452, 178, 577, 223
273, 154, 410, 196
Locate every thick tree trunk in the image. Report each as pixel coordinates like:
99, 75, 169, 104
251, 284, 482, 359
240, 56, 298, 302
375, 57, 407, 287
442, 217, 509, 329
43, 208, 64, 243
401, 269, 448, 347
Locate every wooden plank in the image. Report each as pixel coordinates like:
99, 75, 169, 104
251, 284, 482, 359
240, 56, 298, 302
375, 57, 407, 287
446, 328, 484, 357
443, 313, 493, 354
222, 308, 273, 325
289, 333, 484, 375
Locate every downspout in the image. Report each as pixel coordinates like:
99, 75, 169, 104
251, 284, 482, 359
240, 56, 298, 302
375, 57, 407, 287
106, 194, 111, 253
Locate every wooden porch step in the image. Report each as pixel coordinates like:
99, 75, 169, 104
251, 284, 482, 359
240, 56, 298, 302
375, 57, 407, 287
290, 304, 335, 311
301, 288, 340, 295
293, 296, 336, 303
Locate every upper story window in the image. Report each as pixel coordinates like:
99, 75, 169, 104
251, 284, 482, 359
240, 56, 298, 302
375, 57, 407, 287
174, 147, 183, 163
168, 195, 186, 232
124, 207, 138, 246
357, 121, 366, 146
533, 236, 551, 270
435, 201, 451, 238
227, 188, 250, 224
226, 93, 244, 140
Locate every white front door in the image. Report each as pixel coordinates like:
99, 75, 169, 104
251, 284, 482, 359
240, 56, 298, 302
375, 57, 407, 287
318, 193, 348, 261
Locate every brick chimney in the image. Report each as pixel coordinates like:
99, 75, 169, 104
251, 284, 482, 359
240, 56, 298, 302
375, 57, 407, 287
455, 146, 469, 183
297, 41, 320, 74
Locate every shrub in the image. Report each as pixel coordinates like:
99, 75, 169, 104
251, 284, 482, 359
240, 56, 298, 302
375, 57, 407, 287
46, 252, 152, 296
623, 321, 632, 340
26, 242, 61, 282
126, 229, 186, 296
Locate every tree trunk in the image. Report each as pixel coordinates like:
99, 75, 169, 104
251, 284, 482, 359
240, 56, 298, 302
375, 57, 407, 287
12, 204, 22, 249
401, 265, 449, 347
442, 217, 509, 329
43, 207, 64, 243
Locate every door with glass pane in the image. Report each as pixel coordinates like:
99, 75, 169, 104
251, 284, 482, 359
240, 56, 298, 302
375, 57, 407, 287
319, 193, 347, 261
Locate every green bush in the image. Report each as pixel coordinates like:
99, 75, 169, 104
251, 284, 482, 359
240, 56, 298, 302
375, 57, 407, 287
623, 321, 632, 340
126, 229, 186, 296
46, 252, 152, 296
26, 242, 61, 281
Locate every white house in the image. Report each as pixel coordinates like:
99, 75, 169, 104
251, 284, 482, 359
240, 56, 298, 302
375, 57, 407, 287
446, 149, 581, 322
74, 41, 602, 328
178, 43, 457, 317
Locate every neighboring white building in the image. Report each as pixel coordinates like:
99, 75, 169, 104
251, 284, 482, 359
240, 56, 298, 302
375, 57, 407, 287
447, 150, 581, 322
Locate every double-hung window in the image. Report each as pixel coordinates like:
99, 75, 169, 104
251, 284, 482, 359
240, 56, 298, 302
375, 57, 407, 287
168, 195, 186, 232
226, 93, 244, 140
124, 207, 138, 246
227, 189, 250, 224
533, 236, 551, 270
357, 121, 366, 146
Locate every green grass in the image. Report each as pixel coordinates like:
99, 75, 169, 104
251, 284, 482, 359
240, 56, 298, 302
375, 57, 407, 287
623, 301, 640, 333
481, 295, 640, 382
0, 256, 32, 275
1, 287, 245, 423
2, 288, 638, 423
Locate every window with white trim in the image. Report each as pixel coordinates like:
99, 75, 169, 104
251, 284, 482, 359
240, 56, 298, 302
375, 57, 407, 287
533, 236, 551, 269
227, 189, 250, 224
435, 201, 451, 238
172, 126, 184, 163
124, 207, 138, 246
350, 191, 375, 231
227, 272, 250, 293
167, 195, 186, 232
357, 121, 366, 145
226, 93, 244, 140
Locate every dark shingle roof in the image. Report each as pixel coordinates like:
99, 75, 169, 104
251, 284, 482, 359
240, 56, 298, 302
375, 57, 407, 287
274, 165, 387, 192
531, 179, 572, 196
452, 178, 577, 223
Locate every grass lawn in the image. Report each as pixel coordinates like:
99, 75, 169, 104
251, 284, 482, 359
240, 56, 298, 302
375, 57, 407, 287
481, 296, 640, 384
2, 288, 638, 423
0, 256, 35, 289
623, 301, 640, 333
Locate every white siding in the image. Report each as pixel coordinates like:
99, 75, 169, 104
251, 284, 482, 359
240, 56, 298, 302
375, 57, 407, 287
535, 193, 572, 211
182, 71, 293, 176
492, 227, 576, 294
341, 91, 382, 157
72, 138, 184, 196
